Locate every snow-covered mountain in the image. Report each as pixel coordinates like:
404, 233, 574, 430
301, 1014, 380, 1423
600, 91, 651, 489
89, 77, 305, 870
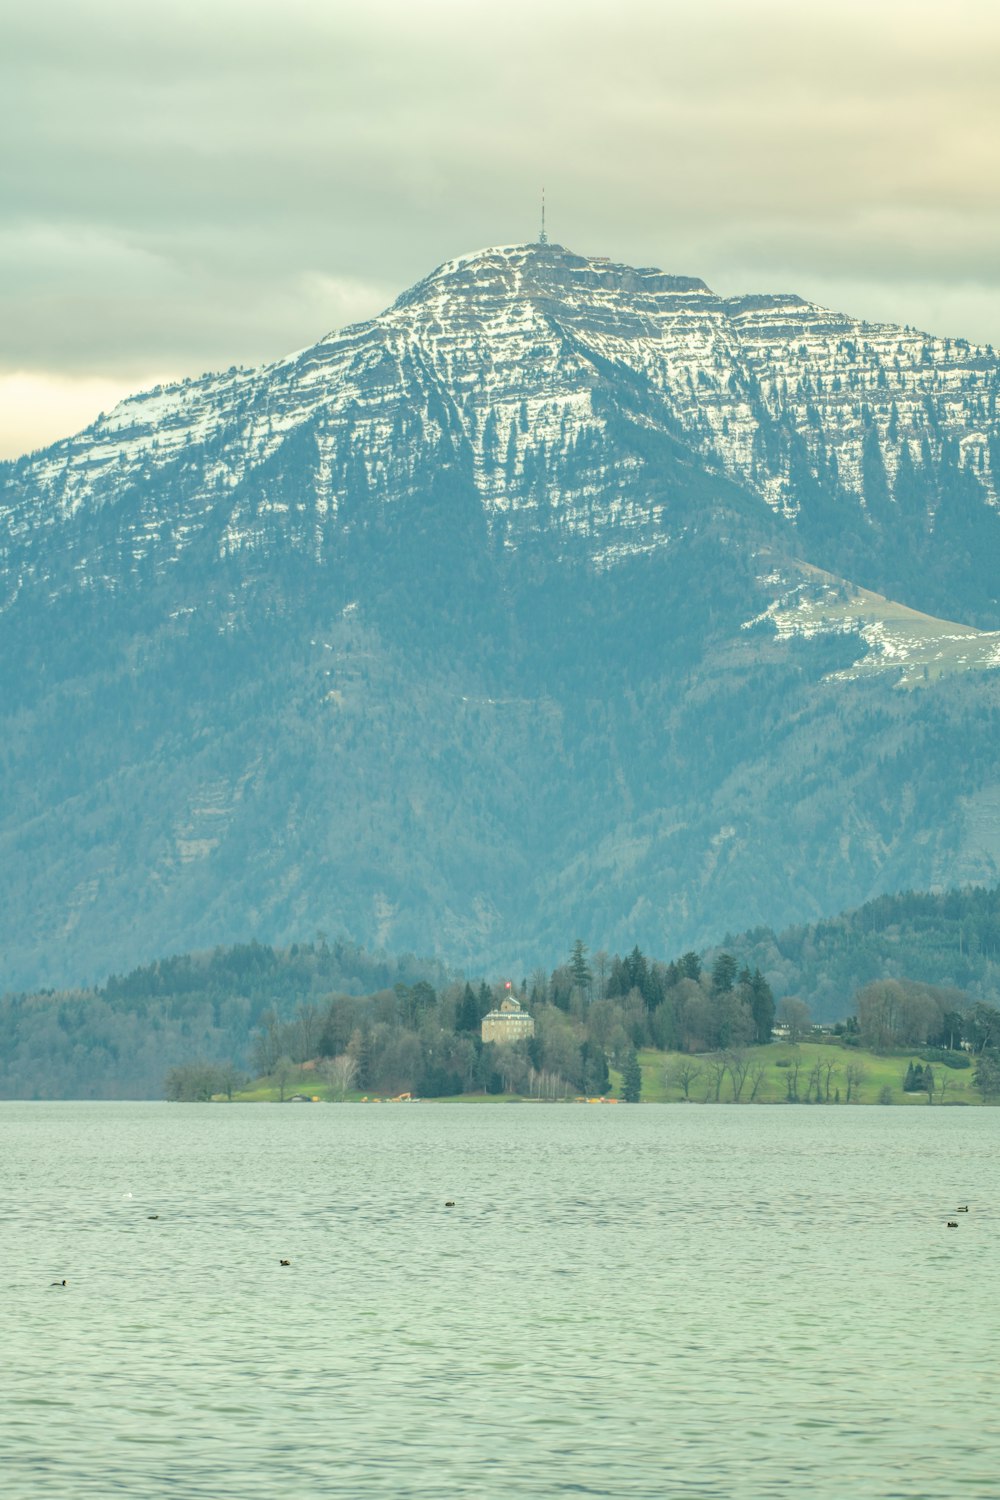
2, 242, 1000, 989
6, 241, 1000, 605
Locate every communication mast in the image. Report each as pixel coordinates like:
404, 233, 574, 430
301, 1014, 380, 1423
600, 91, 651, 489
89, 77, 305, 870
538, 188, 548, 245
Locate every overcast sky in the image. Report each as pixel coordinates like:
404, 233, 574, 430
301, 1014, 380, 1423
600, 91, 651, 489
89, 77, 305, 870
3, 0, 1000, 458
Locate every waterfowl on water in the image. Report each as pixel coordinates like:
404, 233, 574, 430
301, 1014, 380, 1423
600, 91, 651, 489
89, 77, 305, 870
50, 1279, 67, 1286
444, 1201, 455, 1208
947, 1221, 959, 1228
147, 1215, 159, 1220
279, 1259, 291, 1266
955, 1205, 969, 1212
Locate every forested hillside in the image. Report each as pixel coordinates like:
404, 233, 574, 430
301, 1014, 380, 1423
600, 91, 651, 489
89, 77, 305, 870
4, 883, 1000, 1098
0, 940, 449, 1099
721, 885, 1000, 1019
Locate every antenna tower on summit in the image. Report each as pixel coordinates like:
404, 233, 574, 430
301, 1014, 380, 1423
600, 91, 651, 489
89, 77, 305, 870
538, 189, 548, 245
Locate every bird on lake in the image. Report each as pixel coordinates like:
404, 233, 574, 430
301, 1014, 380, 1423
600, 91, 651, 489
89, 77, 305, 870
50, 1279, 67, 1286
147, 1215, 159, 1220
444, 1201, 455, 1208
947, 1221, 959, 1228
279, 1259, 291, 1266
955, 1205, 969, 1212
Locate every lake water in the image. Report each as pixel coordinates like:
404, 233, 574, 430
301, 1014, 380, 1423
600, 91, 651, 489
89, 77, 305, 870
3, 1102, 999, 1499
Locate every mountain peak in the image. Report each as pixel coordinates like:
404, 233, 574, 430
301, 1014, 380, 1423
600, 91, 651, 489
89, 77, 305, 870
391, 241, 713, 313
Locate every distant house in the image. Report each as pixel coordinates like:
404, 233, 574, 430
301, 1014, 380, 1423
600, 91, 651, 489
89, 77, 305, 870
481, 992, 535, 1045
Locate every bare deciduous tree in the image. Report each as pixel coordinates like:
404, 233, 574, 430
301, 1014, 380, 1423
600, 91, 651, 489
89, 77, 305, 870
785, 1056, 802, 1102
707, 1054, 729, 1102
779, 998, 811, 1043
251, 1009, 283, 1076
528, 1067, 571, 1100
593, 951, 610, 1002
725, 1048, 751, 1102
273, 1055, 297, 1102
293, 1003, 323, 1063
217, 1062, 246, 1102
807, 1059, 824, 1103
667, 1056, 703, 1101
844, 1061, 867, 1103
822, 1058, 838, 1102
747, 1058, 768, 1102
323, 1053, 358, 1101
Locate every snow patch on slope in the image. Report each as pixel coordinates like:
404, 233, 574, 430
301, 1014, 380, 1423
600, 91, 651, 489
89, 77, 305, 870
746, 567, 1000, 686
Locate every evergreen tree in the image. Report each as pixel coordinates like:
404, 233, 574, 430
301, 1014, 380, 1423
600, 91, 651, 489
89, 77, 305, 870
711, 953, 737, 994
569, 939, 592, 997
606, 955, 630, 998
903, 1062, 924, 1092
625, 946, 648, 993
621, 1049, 642, 1103
457, 983, 480, 1033
747, 969, 776, 1045
580, 1038, 610, 1096
677, 951, 702, 981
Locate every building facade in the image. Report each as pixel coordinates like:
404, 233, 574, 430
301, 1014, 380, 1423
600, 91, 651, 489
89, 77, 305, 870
481, 994, 535, 1045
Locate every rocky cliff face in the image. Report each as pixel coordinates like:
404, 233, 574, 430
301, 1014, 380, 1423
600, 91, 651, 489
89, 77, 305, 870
2, 243, 999, 988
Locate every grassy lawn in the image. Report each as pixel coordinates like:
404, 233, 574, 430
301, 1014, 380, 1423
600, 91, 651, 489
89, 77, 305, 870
630, 1041, 979, 1105
225, 1043, 981, 1104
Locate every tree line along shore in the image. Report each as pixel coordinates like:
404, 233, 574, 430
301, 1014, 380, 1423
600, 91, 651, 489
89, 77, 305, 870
199, 1038, 993, 1107
166, 938, 1000, 1105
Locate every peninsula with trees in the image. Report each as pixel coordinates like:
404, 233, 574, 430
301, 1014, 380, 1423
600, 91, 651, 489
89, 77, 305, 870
2, 884, 999, 1104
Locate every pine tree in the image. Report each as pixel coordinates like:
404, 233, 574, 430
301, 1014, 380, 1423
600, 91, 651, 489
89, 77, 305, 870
711, 953, 737, 994
457, 983, 480, 1033
678, 951, 702, 981
625, 946, 649, 997
621, 1049, 642, 1103
748, 969, 776, 1045
569, 939, 592, 996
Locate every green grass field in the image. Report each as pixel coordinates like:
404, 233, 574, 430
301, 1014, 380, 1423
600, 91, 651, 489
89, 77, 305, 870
227, 1041, 982, 1105
624, 1041, 978, 1106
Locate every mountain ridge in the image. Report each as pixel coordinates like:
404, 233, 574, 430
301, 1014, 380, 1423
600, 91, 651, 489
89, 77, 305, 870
6, 241, 1000, 615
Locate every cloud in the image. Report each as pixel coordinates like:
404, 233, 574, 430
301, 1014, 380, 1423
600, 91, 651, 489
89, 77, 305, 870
2, 0, 1000, 453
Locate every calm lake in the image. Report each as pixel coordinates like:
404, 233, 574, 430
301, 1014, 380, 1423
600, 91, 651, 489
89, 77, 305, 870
4, 1102, 999, 1498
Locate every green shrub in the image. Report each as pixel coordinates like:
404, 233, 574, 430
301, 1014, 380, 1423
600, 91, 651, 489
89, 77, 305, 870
919, 1049, 971, 1070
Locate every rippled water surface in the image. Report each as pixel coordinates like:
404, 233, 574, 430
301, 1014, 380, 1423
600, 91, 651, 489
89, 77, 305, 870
4, 1103, 1000, 1498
